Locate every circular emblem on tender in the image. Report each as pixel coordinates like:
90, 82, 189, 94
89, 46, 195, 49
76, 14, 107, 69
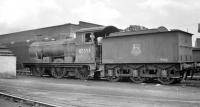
131, 44, 141, 56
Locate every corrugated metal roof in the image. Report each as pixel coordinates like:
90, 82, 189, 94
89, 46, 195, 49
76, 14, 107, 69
0, 45, 15, 56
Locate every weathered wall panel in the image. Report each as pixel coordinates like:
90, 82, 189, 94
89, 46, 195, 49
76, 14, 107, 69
0, 56, 16, 78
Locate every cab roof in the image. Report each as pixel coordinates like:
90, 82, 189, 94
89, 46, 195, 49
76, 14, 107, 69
76, 26, 119, 33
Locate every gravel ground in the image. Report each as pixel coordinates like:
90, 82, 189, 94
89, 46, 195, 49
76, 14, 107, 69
0, 76, 200, 107
0, 98, 31, 107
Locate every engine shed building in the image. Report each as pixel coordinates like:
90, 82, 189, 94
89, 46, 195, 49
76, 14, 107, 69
0, 21, 102, 69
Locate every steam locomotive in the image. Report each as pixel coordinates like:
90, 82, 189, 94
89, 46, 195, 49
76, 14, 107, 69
24, 26, 196, 84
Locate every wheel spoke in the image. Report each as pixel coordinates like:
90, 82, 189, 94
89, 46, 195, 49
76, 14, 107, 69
130, 77, 145, 83
51, 68, 66, 79
158, 77, 175, 85
78, 67, 89, 80
129, 68, 145, 83
107, 76, 120, 82
158, 69, 175, 85
106, 67, 120, 82
32, 67, 44, 77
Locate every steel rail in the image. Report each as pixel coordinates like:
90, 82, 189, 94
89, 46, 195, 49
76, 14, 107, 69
0, 92, 60, 107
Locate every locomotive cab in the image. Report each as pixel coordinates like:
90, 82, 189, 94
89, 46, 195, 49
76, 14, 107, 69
75, 26, 119, 78
75, 26, 119, 44
75, 26, 119, 63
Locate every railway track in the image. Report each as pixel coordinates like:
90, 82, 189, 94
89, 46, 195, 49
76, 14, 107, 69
16, 70, 200, 87
0, 92, 58, 107
1, 75, 200, 107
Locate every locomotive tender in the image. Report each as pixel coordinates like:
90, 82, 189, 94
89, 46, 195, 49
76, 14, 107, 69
24, 26, 193, 84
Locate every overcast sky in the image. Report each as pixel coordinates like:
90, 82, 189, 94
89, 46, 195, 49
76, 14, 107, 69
0, 0, 200, 45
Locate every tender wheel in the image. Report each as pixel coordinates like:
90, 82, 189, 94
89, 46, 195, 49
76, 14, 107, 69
106, 67, 121, 82
130, 77, 145, 84
158, 77, 175, 85
51, 67, 66, 79
129, 67, 145, 83
31, 67, 45, 77
78, 67, 89, 80
158, 69, 176, 85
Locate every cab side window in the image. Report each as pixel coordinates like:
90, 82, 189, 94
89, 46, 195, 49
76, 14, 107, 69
85, 33, 91, 42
